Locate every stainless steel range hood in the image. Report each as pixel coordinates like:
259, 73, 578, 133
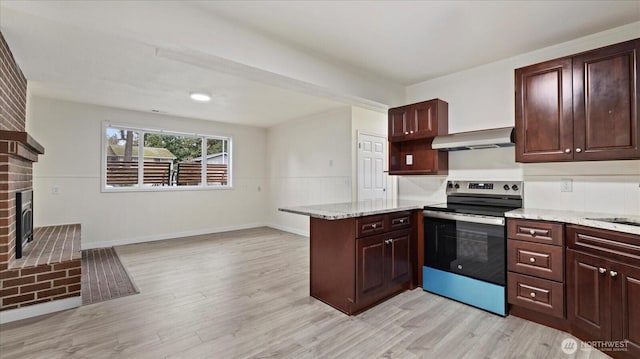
432, 127, 515, 151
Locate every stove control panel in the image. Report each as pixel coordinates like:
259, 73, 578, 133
446, 180, 523, 196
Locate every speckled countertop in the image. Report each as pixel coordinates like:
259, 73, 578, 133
279, 200, 427, 220
506, 208, 640, 236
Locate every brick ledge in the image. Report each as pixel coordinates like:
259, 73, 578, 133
10, 224, 81, 269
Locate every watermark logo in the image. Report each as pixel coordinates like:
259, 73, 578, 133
561, 338, 578, 354
561, 338, 628, 354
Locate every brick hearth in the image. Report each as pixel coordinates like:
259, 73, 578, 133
0, 31, 82, 312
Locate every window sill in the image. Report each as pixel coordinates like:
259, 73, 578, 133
101, 185, 234, 193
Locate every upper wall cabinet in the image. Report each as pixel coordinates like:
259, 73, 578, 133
389, 99, 448, 142
515, 38, 640, 163
388, 99, 448, 175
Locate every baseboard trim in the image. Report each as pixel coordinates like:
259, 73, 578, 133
267, 223, 309, 237
0, 297, 81, 324
82, 222, 268, 249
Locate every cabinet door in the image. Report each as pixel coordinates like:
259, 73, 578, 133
573, 39, 640, 161
389, 106, 410, 142
409, 101, 438, 139
567, 249, 611, 341
611, 261, 640, 358
356, 234, 387, 302
515, 58, 574, 162
388, 231, 411, 285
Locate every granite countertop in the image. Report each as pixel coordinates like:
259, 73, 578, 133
506, 208, 640, 236
279, 200, 428, 220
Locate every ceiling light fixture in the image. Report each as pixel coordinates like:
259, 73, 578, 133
190, 92, 211, 102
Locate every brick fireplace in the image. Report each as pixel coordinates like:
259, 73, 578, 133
0, 31, 82, 315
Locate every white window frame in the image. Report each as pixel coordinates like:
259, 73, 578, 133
101, 122, 233, 192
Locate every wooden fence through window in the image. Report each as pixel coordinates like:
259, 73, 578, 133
106, 161, 172, 185
176, 163, 228, 185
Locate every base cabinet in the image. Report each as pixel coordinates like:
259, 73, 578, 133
507, 219, 566, 324
310, 211, 417, 315
507, 220, 640, 359
567, 249, 611, 340
566, 225, 640, 359
356, 230, 411, 305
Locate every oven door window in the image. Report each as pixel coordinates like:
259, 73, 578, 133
424, 217, 505, 285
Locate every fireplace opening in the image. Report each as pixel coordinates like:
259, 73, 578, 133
16, 190, 33, 259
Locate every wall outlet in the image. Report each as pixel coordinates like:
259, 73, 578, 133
406, 154, 413, 166
560, 178, 573, 192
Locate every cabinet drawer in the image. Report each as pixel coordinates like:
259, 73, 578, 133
507, 219, 564, 245
566, 224, 640, 265
356, 215, 386, 237
508, 272, 564, 319
508, 240, 564, 282
389, 211, 412, 231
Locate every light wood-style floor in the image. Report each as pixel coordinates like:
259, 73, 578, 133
0, 227, 610, 359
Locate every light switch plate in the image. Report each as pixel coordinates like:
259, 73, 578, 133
406, 154, 413, 165
560, 178, 573, 192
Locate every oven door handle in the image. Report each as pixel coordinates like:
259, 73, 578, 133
423, 210, 505, 226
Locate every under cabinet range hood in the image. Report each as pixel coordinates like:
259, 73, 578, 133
432, 127, 515, 151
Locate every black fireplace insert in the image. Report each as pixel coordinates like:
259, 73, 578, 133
16, 190, 33, 259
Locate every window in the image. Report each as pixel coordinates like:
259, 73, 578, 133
103, 123, 231, 191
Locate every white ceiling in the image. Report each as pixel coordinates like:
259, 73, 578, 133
196, 0, 640, 85
1, 1, 638, 127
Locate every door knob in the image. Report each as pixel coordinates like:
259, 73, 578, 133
598, 267, 606, 274
575, 148, 582, 153
610, 271, 618, 277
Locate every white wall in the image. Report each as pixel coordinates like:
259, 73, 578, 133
267, 107, 353, 235
400, 22, 640, 215
27, 96, 269, 248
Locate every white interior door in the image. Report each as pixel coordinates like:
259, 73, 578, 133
357, 132, 387, 201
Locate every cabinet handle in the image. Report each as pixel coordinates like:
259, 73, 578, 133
529, 229, 536, 236
399, 219, 404, 223
404, 132, 409, 135
385, 239, 393, 244
371, 223, 377, 229
610, 271, 618, 277
575, 148, 582, 153
564, 148, 571, 153
598, 267, 606, 274
529, 257, 536, 263
530, 292, 536, 298
410, 130, 414, 134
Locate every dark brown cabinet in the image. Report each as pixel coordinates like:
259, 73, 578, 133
567, 249, 610, 340
566, 225, 640, 359
388, 99, 448, 175
516, 38, 640, 163
356, 230, 411, 305
507, 219, 566, 324
389, 106, 410, 141
310, 210, 417, 315
389, 100, 444, 142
